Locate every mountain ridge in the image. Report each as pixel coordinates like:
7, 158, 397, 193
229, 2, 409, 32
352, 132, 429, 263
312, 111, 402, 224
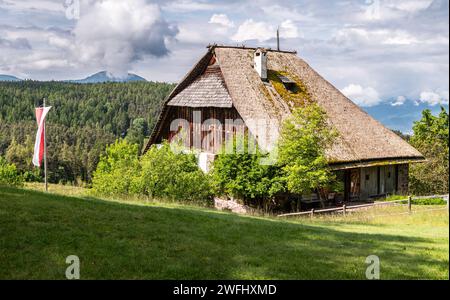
0, 71, 147, 83
0, 74, 22, 81
68, 71, 147, 83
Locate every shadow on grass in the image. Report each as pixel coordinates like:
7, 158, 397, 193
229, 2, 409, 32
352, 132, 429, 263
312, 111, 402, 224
0, 186, 448, 280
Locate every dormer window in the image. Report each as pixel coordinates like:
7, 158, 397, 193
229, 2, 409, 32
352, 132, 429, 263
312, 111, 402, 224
277, 75, 296, 92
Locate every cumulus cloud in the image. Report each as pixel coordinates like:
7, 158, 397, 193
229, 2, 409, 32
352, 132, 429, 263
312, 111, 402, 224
333, 28, 419, 46
391, 95, 406, 106
279, 20, 299, 39
231, 19, 299, 42
341, 84, 381, 107
72, 0, 177, 77
0, 0, 448, 106
209, 14, 234, 28
419, 90, 449, 105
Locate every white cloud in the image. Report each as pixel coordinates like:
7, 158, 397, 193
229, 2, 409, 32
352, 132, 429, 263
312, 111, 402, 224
231, 19, 273, 42
383, 31, 418, 45
359, 0, 434, 21
419, 90, 449, 105
334, 28, 418, 46
391, 95, 406, 106
209, 14, 234, 28
280, 20, 299, 39
231, 19, 299, 42
341, 84, 381, 107
72, 0, 177, 77
0, 0, 448, 108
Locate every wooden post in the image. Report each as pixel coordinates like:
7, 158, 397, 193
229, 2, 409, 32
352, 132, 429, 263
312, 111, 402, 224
446, 195, 449, 213
343, 204, 346, 217
43, 98, 48, 192
408, 196, 412, 213
310, 208, 315, 219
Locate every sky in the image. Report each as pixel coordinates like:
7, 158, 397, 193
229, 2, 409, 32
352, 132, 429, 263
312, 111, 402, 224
0, 0, 448, 131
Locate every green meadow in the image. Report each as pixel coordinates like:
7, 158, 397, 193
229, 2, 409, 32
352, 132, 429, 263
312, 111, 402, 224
0, 185, 448, 279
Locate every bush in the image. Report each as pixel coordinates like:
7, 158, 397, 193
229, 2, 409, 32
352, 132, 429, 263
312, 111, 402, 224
412, 198, 447, 205
211, 135, 285, 208
92, 140, 212, 204
132, 142, 213, 203
91, 139, 140, 195
0, 156, 24, 187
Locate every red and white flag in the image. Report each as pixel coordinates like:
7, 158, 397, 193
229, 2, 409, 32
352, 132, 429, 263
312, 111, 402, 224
32, 106, 51, 167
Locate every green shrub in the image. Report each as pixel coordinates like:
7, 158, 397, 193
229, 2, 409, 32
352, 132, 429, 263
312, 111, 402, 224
211, 135, 285, 207
382, 195, 446, 205
91, 139, 140, 195
133, 142, 213, 203
0, 156, 24, 187
412, 198, 447, 205
23, 169, 42, 182
92, 140, 212, 204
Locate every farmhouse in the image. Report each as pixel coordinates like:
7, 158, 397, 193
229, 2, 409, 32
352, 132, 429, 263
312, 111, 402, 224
144, 45, 424, 202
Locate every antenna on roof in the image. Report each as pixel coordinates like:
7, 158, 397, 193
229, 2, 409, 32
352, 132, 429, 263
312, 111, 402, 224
276, 27, 280, 51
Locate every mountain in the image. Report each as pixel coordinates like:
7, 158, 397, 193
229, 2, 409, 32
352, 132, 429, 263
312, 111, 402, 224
0, 75, 22, 82
69, 71, 147, 83
364, 101, 449, 133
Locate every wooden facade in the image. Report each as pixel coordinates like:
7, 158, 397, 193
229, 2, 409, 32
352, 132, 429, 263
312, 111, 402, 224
342, 164, 409, 201
155, 106, 247, 153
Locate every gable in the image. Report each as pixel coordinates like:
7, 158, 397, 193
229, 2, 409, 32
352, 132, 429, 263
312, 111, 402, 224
167, 64, 232, 108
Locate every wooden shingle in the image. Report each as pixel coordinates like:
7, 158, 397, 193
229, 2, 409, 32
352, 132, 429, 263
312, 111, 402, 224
167, 64, 232, 108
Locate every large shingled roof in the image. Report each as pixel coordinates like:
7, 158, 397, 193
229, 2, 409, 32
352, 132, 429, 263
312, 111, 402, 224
145, 45, 424, 167
167, 63, 232, 108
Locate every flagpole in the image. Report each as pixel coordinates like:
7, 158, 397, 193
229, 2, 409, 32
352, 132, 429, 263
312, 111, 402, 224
43, 98, 48, 192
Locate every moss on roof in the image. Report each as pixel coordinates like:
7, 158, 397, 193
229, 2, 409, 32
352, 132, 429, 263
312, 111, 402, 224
267, 70, 312, 108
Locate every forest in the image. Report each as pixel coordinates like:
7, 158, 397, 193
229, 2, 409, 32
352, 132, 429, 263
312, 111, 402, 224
0, 81, 175, 184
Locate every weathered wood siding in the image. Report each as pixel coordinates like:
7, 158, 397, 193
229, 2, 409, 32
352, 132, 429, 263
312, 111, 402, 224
155, 106, 247, 153
396, 164, 409, 195
360, 167, 379, 199
358, 164, 407, 199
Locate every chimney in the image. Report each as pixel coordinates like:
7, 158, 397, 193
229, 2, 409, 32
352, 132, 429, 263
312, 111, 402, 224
254, 48, 267, 81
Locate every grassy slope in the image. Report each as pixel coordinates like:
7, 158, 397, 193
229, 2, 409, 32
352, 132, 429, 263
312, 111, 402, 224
0, 186, 448, 279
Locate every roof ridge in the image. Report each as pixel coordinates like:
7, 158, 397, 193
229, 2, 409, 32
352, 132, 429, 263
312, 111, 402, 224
207, 43, 297, 54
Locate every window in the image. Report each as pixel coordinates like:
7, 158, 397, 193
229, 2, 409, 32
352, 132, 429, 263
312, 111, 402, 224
277, 75, 297, 92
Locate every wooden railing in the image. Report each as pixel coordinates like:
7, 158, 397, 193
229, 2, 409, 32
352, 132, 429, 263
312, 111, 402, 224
277, 194, 449, 218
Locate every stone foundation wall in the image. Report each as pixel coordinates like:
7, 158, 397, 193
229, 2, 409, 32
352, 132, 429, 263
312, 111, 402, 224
214, 197, 254, 214
397, 164, 409, 195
